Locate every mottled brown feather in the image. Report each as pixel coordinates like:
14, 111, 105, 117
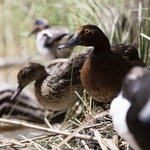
11, 49, 91, 110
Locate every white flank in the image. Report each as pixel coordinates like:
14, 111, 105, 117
110, 93, 141, 150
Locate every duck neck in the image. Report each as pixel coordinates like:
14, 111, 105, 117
34, 71, 48, 101
44, 25, 49, 29
91, 44, 111, 59
36, 71, 48, 84
93, 35, 111, 55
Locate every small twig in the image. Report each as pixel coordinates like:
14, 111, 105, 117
0, 113, 104, 141
0, 133, 54, 148
58, 136, 71, 149
69, 120, 81, 126
113, 135, 119, 147
44, 110, 53, 129
19, 135, 47, 150
74, 118, 82, 125
94, 130, 108, 150
81, 140, 90, 150
75, 91, 86, 106
84, 123, 103, 129
2, 141, 25, 148
99, 123, 113, 131
104, 139, 119, 150
61, 101, 82, 128
53, 117, 92, 150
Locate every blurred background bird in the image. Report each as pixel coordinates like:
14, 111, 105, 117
29, 18, 73, 60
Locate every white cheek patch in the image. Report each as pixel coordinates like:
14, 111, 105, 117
139, 97, 150, 122
127, 73, 139, 80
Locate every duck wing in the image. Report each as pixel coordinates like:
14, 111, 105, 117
46, 48, 92, 90
111, 44, 146, 66
44, 33, 69, 47
44, 28, 73, 58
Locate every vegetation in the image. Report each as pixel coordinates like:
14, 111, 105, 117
0, 0, 149, 58
0, 0, 150, 149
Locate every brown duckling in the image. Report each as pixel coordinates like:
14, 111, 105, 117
58, 24, 146, 103
29, 18, 73, 59
10, 49, 91, 110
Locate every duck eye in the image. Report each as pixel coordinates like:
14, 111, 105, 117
85, 28, 91, 34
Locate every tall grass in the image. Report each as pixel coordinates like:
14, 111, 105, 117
139, 2, 150, 65
0, 0, 149, 84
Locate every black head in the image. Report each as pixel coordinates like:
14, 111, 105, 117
122, 67, 150, 103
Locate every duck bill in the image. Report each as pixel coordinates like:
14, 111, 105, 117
28, 30, 36, 37
28, 26, 38, 36
10, 85, 23, 101
58, 34, 81, 50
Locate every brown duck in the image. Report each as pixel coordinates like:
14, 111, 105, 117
58, 24, 146, 103
10, 49, 91, 110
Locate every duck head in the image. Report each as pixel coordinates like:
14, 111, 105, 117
122, 66, 150, 102
10, 63, 47, 100
29, 18, 49, 36
58, 24, 110, 50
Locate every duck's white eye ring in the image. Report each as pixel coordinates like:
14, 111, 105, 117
85, 28, 91, 33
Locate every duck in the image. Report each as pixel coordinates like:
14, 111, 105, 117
10, 49, 91, 111
29, 18, 73, 59
111, 43, 145, 66
58, 24, 146, 103
110, 66, 150, 150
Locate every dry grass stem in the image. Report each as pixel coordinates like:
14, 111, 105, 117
0, 118, 98, 141
51, 111, 108, 149
113, 135, 119, 147
81, 140, 90, 150
19, 135, 47, 150
94, 129, 108, 150
103, 139, 119, 150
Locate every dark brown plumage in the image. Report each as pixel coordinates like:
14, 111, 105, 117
10, 49, 91, 110
111, 43, 145, 66
58, 24, 146, 103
